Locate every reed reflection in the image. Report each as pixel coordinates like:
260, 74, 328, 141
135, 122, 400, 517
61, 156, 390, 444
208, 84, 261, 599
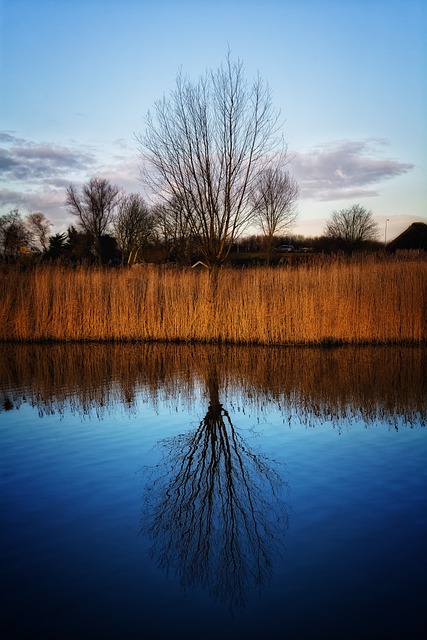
140, 360, 288, 611
0, 343, 425, 427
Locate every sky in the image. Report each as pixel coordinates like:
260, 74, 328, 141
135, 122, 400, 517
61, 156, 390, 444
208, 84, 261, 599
0, 0, 426, 241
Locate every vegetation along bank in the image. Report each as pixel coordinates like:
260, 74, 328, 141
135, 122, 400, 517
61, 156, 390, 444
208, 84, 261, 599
1, 253, 425, 345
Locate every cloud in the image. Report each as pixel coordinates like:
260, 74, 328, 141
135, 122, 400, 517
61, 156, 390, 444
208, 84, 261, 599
292, 139, 414, 201
0, 132, 24, 144
0, 186, 74, 230
96, 157, 142, 194
0, 132, 144, 232
0, 132, 98, 183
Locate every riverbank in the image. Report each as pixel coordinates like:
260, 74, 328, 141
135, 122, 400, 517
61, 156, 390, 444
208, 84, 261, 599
0, 253, 425, 344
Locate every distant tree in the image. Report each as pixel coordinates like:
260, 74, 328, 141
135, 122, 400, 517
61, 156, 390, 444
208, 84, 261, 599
25, 212, 52, 252
138, 52, 283, 284
324, 204, 380, 250
236, 234, 264, 253
0, 209, 30, 262
46, 232, 67, 260
113, 193, 156, 265
65, 177, 121, 263
99, 234, 119, 264
251, 163, 299, 263
65, 225, 94, 263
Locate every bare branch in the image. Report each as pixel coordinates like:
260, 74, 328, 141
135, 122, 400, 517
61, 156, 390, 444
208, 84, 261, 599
137, 53, 284, 271
324, 204, 380, 249
65, 177, 120, 263
251, 160, 299, 262
113, 194, 156, 264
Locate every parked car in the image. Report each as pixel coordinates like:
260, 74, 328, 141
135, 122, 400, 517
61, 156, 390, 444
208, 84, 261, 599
273, 245, 294, 252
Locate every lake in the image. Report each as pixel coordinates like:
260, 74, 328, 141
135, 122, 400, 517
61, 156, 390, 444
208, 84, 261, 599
1, 343, 426, 639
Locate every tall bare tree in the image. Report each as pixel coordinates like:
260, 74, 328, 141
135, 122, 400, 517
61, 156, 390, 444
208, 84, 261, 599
113, 193, 156, 265
137, 53, 283, 280
65, 177, 121, 263
324, 204, 380, 250
251, 162, 299, 263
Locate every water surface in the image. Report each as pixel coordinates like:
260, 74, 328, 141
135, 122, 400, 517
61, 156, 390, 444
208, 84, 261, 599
1, 344, 426, 639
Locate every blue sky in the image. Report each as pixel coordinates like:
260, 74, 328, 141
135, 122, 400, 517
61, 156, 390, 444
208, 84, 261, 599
1, 0, 426, 240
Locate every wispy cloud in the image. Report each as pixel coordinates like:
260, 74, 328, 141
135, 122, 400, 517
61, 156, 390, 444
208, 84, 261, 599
292, 139, 414, 201
0, 132, 97, 183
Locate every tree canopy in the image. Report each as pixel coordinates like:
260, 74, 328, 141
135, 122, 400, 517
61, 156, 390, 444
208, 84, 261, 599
324, 204, 380, 249
0, 209, 30, 261
66, 177, 121, 263
137, 53, 285, 273
250, 162, 299, 262
113, 193, 156, 265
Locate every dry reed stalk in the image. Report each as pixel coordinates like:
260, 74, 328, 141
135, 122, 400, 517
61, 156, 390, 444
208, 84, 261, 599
0, 256, 425, 344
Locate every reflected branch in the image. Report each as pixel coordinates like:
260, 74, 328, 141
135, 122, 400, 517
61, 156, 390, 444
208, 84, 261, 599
140, 366, 289, 611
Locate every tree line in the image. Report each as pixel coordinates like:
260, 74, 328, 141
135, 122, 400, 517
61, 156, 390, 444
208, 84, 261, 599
0, 54, 381, 266
0, 196, 382, 266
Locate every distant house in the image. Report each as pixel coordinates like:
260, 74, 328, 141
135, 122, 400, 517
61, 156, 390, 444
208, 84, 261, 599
387, 222, 427, 252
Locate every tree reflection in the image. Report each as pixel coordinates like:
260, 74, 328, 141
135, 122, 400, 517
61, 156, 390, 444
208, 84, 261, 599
140, 364, 289, 611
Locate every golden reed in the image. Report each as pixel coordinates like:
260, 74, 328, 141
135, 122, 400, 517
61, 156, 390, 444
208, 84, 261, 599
0, 254, 425, 344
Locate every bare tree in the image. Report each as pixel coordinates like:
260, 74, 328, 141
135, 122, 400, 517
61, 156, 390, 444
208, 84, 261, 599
65, 177, 121, 263
251, 162, 299, 263
137, 53, 283, 280
0, 209, 30, 262
113, 193, 156, 265
25, 212, 52, 252
324, 204, 380, 250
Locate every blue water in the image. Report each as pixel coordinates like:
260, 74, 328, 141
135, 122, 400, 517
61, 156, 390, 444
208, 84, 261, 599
1, 346, 426, 639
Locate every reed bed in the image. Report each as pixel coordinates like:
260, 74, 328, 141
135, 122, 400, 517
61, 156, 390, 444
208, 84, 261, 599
0, 255, 425, 344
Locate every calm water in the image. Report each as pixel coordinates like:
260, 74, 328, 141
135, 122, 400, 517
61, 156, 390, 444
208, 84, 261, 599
1, 344, 426, 639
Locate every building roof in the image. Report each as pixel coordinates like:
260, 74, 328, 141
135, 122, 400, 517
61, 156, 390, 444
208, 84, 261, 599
387, 222, 427, 252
